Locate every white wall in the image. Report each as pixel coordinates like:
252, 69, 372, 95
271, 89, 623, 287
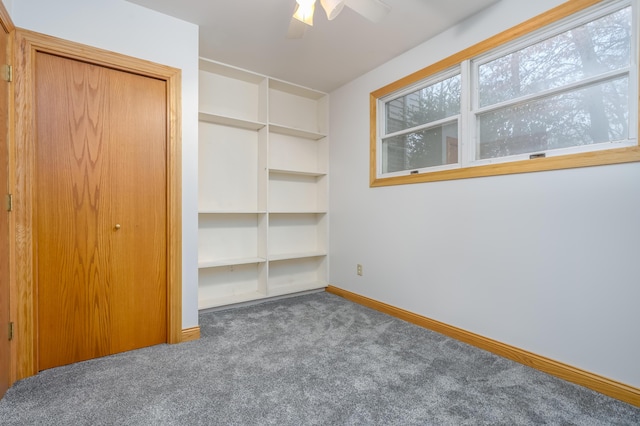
8, 0, 200, 329
329, 0, 640, 388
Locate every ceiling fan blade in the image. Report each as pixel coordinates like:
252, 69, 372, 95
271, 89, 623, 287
287, 17, 308, 39
321, 0, 347, 20
345, 0, 391, 23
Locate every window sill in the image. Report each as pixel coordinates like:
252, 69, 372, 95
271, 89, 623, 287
370, 145, 640, 187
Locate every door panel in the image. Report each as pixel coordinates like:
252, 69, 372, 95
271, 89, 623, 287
35, 54, 113, 368
108, 64, 167, 353
35, 52, 167, 370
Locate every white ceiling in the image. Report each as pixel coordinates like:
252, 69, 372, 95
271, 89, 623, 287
125, 0, 500, 92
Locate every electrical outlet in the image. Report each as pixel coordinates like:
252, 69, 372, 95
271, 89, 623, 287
357, 264, 363, 276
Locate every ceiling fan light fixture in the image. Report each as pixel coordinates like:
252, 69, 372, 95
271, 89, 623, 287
320, 0, 346, 20
293, 0, 316, 26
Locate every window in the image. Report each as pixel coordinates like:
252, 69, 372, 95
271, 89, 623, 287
371, 0, 640, 186
382, 71, 460, 174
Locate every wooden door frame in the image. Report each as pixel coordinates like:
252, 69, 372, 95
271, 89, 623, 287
11, 29, 182, 381
0, 2, 15, 397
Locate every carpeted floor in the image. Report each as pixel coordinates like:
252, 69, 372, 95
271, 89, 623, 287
0, 292, 638, 425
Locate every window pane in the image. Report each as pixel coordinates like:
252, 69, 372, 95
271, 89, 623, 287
478, 7, 631, 107
382, 122, 458, 173
477, 76, 628, 159
385, 74, 461, 134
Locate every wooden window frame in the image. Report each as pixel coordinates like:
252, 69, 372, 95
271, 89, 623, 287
370, 0, 640, 187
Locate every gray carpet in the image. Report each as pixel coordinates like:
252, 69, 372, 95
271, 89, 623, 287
0, 292, 638, 425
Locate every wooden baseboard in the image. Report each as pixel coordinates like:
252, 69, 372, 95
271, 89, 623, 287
325, 285, 640, 407
180, 326, 200, 343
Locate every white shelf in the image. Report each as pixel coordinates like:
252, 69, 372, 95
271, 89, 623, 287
269, 130, 327, 174
199, 210, 267, 214
200, 58, 266, 83
198, 262, 267, 309
269, 123, 325, 140
198, 58, 328, 309
269, 252, 327, 262
199, 257, 267, 269
269, 81, 327, 135
269, 173, 327, 212
199, 112, 265, 131
268, 256, 327, 293
268, 79, 326, 100
269, 168, 326, 177
198, 214, 266, 266
199, 58, 267, 125
198, 123, 266, 212
269, 212, 327, 258
269, 211, 327, 214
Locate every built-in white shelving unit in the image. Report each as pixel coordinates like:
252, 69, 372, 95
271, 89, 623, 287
198, 58, 329, 309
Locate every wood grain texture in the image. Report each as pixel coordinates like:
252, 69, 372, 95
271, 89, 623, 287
370, 146, 640, 187
35, 53, 112, 368
12, 29, 37, 382
368, 0, 640, 187
166, 67, 182, 346
107, 60, 168, 355
0, 0, 12, 399
12, 29, 182, 380
326, 286, 640, 407
369, 93, 377, 186
35, 52, 168, 369
180, 326, 200, 343
0, 2, 14, 35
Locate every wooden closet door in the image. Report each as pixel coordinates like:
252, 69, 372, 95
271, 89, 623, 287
107, 57, 167, 354
35, 52, 167, 370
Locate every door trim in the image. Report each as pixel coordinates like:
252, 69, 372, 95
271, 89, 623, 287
0, 1, 15, 398
12, 29, 182, 380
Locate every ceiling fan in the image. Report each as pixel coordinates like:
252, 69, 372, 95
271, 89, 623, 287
288, 0, 391, 38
